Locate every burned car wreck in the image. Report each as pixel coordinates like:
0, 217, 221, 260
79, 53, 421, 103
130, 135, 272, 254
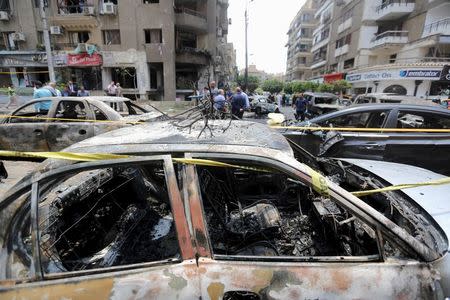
0, 120, 449, 299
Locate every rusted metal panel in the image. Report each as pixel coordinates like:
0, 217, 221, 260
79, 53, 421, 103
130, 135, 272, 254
163, 157, 195, 259
185, 164, 211, 258
0, 261, 200, 300
198, 257, 440, 299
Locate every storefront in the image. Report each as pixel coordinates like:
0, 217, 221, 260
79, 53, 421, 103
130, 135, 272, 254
323, 72, 344, 83
0, 51, 49, 87
55, 52, 103, 91
429, 65, 450, 96
346, 65, 446, 97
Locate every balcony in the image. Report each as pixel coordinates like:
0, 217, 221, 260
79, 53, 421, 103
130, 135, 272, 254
375, 0, 415, 21
174, 7, 208, 33
422, 18, 450, 38
51, 4, 97, 29
175, 47, 211, 65
337, 18, 352, 34
334, 44, 349, 57
370, 30, 408, 50
52, 42, 78, 51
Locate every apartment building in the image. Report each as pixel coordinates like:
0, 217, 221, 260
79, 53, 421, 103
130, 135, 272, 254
286, 0, 450, 97
0, 0, 236, 100
285, 0, 317, 81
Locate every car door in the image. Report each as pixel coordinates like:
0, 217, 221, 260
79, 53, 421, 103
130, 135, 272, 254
383, 108, 450, 175
318, 109, 391, 160
45, 99, 96, 151
0, 100, 52, 151
185, 153, 443, 299
0, 156, 199, 299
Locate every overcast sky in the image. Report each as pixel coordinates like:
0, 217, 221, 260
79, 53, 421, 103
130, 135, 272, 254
227, 0, 306, 74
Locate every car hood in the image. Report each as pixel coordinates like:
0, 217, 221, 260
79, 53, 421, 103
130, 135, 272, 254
341, 158, 450, 244
122, 111, 165, 122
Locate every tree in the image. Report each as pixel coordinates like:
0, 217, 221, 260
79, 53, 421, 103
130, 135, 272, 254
236, 75, 260, 93
331, 80, 352, 94
317, 83, 334, 93
283, 81, 294, 94
254, 87, 264, 95
261, 79, 284, 94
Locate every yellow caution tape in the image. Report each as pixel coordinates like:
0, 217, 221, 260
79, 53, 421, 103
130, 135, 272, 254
0, 151, 447, 197
271, 125, 450, 133
351, 177, 450, 197
0, 114, 144, 125
0, 151, 129, 162
305, 165, 330, 196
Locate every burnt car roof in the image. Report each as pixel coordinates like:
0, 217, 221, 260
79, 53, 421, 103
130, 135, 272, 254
303, 103, 450, 121
67, 120, 294, 156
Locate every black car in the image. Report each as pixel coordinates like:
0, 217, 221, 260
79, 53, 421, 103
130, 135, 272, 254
281, 104, 450, 175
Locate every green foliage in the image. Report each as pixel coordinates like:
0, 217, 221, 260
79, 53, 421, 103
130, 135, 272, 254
317, 83, 334, 93
331, 80, 352, 93
283, 82, 294, 94
254, 87, 264, 95
236, 75, 260, 93
261, 79, 284, 94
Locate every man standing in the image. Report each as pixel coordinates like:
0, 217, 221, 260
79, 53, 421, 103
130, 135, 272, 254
213, 89, 226, 113
33, 81, 52, 112
77, 86, 90, 96
67, 80, 77, 96
209, 81, 219, 99
5, 83, 18, 109
107, 81, 117, 96
231, 87, 247, 119
293, 93, 308, 121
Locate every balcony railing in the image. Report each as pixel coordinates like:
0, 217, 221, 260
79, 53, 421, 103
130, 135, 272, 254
51, 43, 78, 50
57, 5, 95, 15
375, 0, 415, 14
174, 7, 206, 20
371, 30, 408, 42
422, 17, 450, 37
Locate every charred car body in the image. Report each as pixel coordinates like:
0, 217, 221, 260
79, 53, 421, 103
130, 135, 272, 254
282, 104, 450, 175
249, 96, 280, 116
0, 120, 448, 299
303, 92, 346, 117
0, 97, 165, 152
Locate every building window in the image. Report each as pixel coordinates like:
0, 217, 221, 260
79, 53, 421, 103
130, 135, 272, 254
344, 58, 354, 69
335, 33, 351, 49
102, 30, 121, 45
301, 13, 311, 22
37, 31, 44, 44
389, 54, 397, 63
1, 32, 15, 50
69, 31, 90, 44
57, 0, 94, 14
144, 29, 162, 44
0, 0, 10, 10
143, 0, 159, 3
383, 85, 407, 95
313, 46, 327, 62
341, 8, 353, 23
34, 0, 48, 8
103, 0, 118, 4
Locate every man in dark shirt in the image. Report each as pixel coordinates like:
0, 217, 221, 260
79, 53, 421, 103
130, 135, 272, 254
293, 93, 308, 121
231, 87, 247, 119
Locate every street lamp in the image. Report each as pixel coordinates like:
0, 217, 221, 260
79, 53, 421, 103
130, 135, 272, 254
244, 0, 254, 93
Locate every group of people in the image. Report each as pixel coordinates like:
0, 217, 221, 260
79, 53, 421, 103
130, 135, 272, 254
204, 81, 250, 119
106, 81, 123, 97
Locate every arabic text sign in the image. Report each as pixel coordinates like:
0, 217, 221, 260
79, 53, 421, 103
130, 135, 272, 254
67, 53, 102, 66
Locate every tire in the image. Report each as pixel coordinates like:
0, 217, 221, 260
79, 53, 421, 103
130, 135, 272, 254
255, 107, 262, 116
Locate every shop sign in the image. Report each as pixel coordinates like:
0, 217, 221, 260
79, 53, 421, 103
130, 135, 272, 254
53, 53, 68, 66
346, 68, 441, 82
440, 65, 450, 81
67, 53, 102, 66
0, 54, 48, 67
324, 72, 344, 83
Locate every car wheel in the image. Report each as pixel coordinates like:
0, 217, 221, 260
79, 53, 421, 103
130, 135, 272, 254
255, 107, 262, 116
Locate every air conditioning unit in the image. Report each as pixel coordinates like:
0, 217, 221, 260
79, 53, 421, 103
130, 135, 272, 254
83, 6, 95, 15
77, 43, 88, 52
11, 32, 26, 41
0, 11, 9, 21
50, 26, 63, 35
102, 3, 116, 15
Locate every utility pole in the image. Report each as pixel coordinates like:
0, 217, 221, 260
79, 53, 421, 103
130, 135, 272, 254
39, 0, 55, 82
244, 8, 248, 92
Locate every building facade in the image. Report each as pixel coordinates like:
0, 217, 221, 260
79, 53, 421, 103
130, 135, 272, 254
0, 0, 236, 100
286, 0, 450, 97
285, 0, 317, 81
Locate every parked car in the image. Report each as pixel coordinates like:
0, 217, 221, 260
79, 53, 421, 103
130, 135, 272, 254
0, 120, 448, 299
282, 104, 450, 175
90, 96, 164, 118
303, 92, 345, 116
249, 95, 280, 116
352, 93, 437, 106
0, 97, 164, 152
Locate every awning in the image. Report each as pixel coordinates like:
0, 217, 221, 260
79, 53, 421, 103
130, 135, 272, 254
324, 72, 344, 83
